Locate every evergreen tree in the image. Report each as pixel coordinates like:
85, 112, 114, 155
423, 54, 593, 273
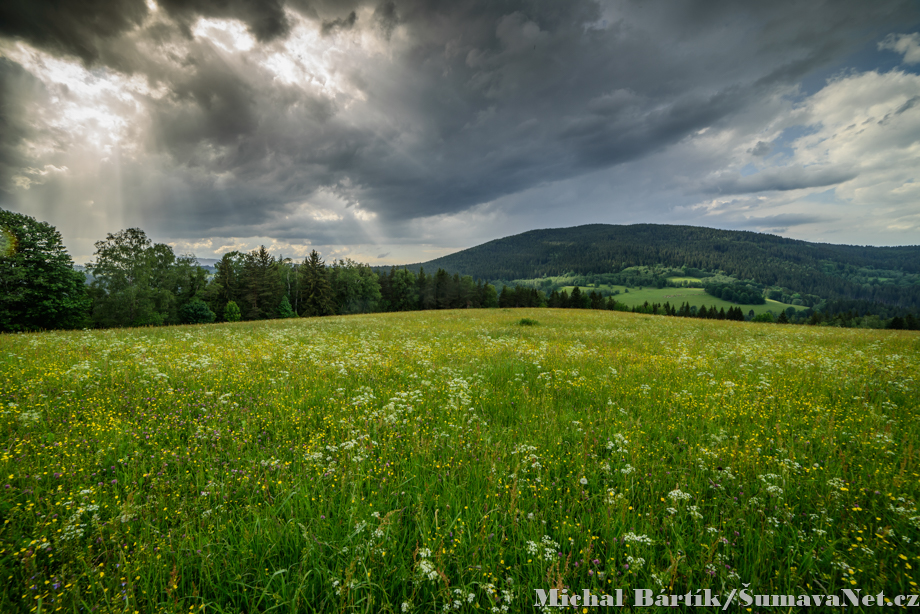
589, 290, 604, 309
480, 283, 499, 308
417, 267, 436, 310
558, 290, 570, 308
242, 246, 283, 319
457, 275, 476, 308
298, 250, 335, 317
278, 295, 296, 318
435, 268, 452, 309
180, 298, 216, 324
378, 268, 396, 311
392, 268, 420, 311
212, 251, 247, 317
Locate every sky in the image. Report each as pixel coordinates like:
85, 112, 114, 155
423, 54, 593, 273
1, 0, 920, 266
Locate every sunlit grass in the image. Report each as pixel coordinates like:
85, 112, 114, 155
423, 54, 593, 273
1, 309, 918, 612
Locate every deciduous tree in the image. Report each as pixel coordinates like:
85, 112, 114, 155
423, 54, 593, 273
0, 209, 89, 331
86, 228, 176, 327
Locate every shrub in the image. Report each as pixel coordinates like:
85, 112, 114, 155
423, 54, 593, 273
224, 300, 241, 322
180, 299, 216, 324
278, 295, 296, 318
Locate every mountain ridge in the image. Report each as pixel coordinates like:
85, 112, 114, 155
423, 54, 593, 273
397, 223, 920, 309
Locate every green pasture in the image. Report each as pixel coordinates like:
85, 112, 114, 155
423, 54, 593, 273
560, 285, 803, 315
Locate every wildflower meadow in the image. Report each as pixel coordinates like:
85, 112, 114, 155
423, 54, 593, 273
1, 309, 918, 612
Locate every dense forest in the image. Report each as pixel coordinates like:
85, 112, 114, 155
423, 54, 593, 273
1, 210, 918, 332
406, 224, 920, 310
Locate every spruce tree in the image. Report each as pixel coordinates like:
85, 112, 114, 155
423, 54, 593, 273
298, 250, 335, 316
242, 246, 283, 320
278, 295, 296, 318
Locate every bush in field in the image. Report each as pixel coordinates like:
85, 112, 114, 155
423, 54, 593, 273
224, 300, 241, 322
180, 298, 216, 324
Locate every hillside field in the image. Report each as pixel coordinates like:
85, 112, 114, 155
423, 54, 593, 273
409, 224, 920, 313
558, 285, 803, 315
1, 310, 919, 612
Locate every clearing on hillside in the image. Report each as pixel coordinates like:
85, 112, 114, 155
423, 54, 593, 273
559, 285, 802, 315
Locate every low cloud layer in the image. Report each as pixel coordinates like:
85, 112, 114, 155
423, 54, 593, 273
1, 0, 919, 263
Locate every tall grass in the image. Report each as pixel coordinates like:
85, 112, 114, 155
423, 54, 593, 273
1, 309, 918, 612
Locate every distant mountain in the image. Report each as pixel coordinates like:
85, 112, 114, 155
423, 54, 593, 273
402, 224, 920, 310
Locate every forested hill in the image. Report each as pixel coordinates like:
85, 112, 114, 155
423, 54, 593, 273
404, 224, 920, 309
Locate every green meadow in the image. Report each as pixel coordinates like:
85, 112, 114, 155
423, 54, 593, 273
558, 286, 802, 316
1, 310, 918, 612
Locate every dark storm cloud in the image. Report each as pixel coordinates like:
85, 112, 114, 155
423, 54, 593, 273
0, 0, 291, 66
0, 0, 148, 64
2, 0, 919, 251
373, 1, 399, 40
274, 0, 915, 222
0, 58, 37, 195
158, 0, 290, 42
149, 48, 261, 153
321, 11, 357, 36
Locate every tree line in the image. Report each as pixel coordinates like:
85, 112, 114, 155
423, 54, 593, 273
703, 281, 766, 305
0, 211, 504, 330
1, 209, 918, 332
92, 230, 505, 327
